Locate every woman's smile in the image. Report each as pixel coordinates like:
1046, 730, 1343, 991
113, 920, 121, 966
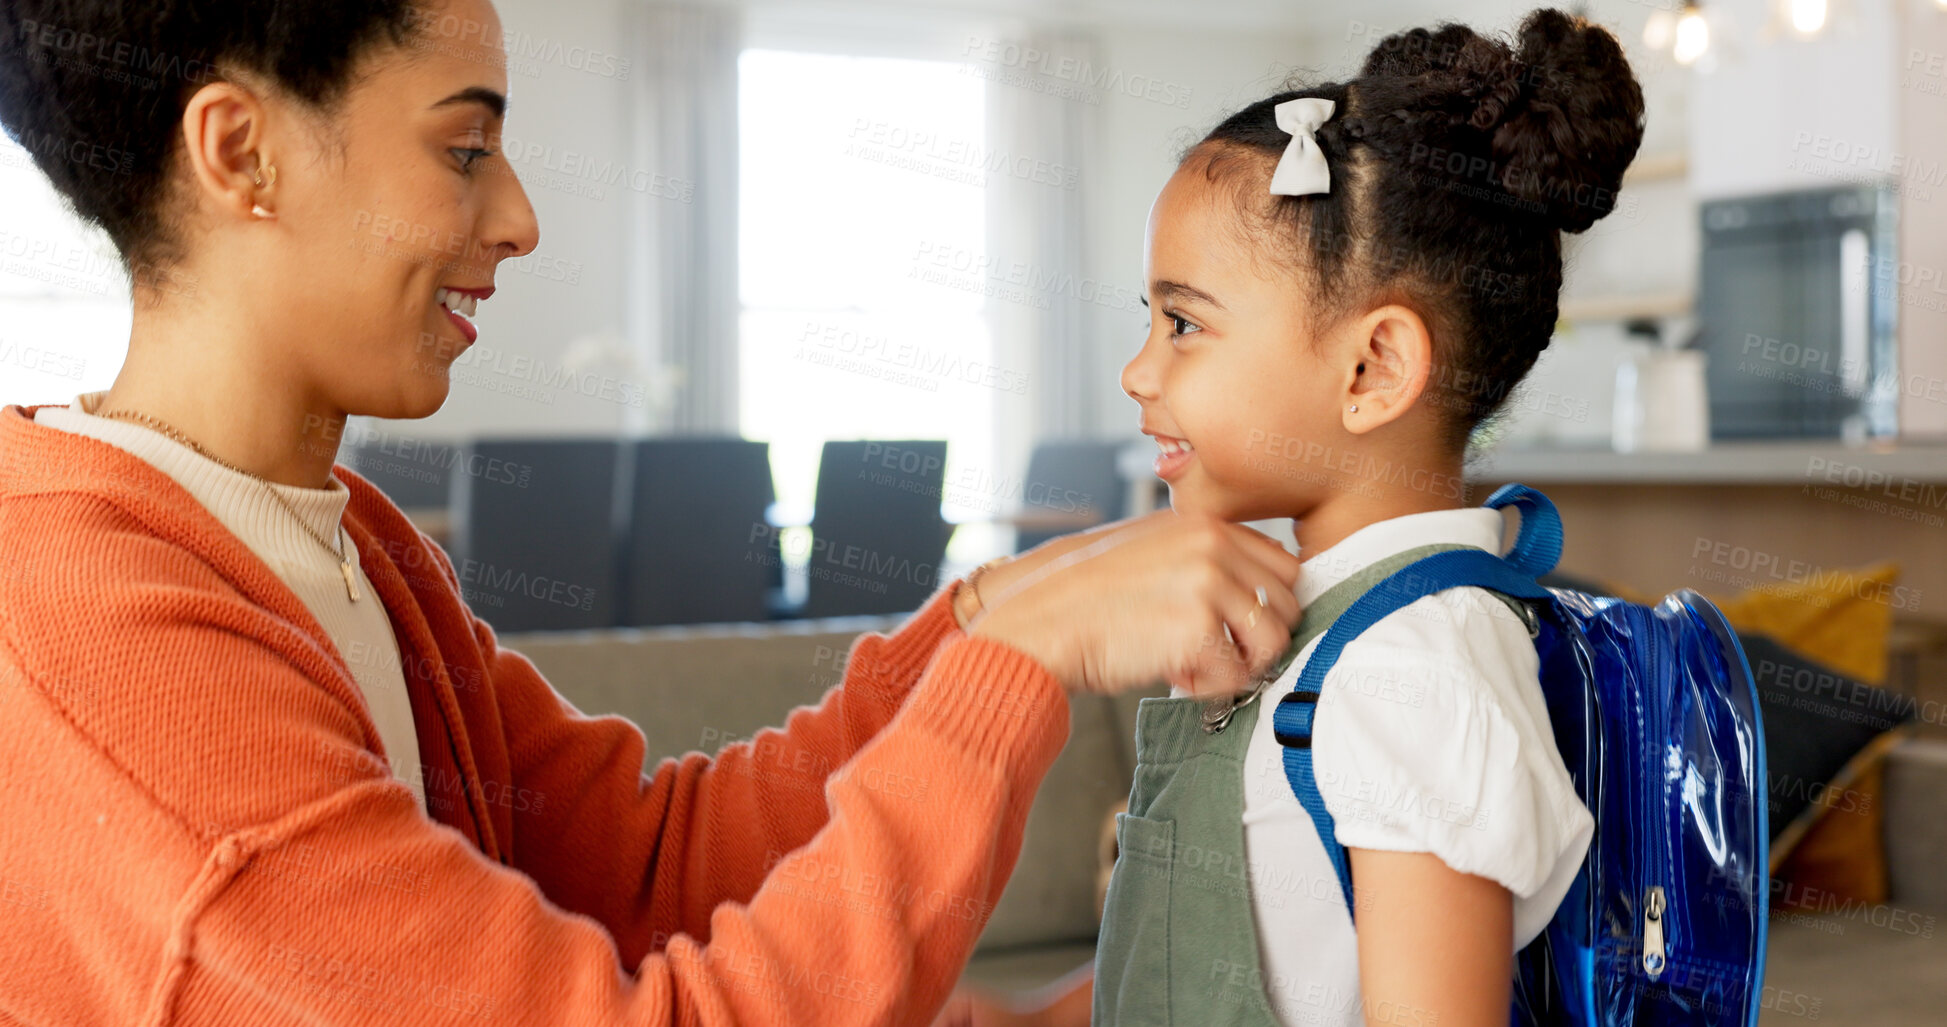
435, 284, 492, 345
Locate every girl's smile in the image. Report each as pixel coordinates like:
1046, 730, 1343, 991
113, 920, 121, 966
1149, 432, 1197, 481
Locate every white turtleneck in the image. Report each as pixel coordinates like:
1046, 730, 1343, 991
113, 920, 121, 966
35, 391, 424, 809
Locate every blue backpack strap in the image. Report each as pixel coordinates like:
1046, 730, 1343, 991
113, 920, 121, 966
1484, 482, 1563, 579
1274, 490, 1563, 919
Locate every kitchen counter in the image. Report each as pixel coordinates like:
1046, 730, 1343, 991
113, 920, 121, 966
1468, 440, 1947, 485
1119, 438, 1947, 513
1114, 438, 1947, 612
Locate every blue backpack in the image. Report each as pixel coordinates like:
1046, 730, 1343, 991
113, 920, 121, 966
1273, 483, 1770, 1026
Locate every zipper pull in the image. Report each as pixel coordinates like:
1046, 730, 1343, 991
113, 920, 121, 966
1642, 885, 1667, 978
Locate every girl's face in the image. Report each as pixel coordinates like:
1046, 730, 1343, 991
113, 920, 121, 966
195, 0, 539, 422
1121, 158, 1355, 524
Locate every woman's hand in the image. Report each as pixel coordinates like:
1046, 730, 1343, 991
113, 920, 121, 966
967, 511, 1302, 698
951, 517, 1145, 630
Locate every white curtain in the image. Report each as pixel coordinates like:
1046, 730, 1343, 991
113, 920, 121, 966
983, 29, 1100, 453
625, 3, 743, 434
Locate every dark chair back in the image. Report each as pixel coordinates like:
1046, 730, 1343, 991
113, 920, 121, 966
339, 435, 456, 511
1015, 440, 1128, 551
802, 440, 952, 618
618, 438, 776, 626
448, 439, 622, 632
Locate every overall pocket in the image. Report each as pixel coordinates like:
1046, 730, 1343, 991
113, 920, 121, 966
1093, 813, 1175, 1027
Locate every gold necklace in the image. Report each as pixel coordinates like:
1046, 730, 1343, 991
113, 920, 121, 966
95, 409, 361, 602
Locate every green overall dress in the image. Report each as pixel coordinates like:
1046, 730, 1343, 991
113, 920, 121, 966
1091, 544, 1525, 1026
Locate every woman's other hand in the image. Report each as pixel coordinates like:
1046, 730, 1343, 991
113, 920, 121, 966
968, 511, 1302, 698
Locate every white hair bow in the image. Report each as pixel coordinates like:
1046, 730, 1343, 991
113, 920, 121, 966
1268, 97, 1336, 197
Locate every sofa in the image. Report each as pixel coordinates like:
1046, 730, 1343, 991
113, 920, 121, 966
502, 613, 1160, 994
504, 610, 1947, 1021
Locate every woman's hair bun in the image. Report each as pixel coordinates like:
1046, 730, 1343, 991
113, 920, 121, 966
0, 0, 421, 269
1357, 9, 1645, 234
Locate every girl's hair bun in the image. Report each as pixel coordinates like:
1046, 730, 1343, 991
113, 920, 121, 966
1355, 9, 1644, 234
1186, 9, 1646, 444
1487, 9, 1645, 233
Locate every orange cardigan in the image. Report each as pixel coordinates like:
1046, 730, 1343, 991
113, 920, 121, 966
0, 402, 1070, 1026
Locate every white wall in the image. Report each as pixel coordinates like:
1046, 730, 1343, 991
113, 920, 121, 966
1896, 0, 1947, 437
999, 1, 1705, 442
1688, 0, 1901, 201
1072, 23, 1313, 438
374, 0, 638, 442
397, 0, 1319, 450
1110, 2, 1703, 449
399, 0, 1710, 449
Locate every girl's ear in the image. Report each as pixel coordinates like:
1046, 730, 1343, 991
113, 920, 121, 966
1341, 304, 1434, 434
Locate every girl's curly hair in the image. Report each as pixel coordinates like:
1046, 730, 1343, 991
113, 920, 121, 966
1191, 9, 1645, 444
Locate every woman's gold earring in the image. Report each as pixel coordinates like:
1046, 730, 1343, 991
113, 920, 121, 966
251, 161, 278, 219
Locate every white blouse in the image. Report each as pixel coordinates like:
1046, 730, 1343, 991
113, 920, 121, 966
1210, 507, 1592, 1026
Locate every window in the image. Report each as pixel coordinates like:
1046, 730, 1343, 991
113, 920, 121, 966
737, 48, 1002, 575
0, 132, 129, 405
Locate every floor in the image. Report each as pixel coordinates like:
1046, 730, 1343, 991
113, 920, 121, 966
1760, 908, 1947, 1025
959, 912, 1947, 1023
961, 942, 1097, 998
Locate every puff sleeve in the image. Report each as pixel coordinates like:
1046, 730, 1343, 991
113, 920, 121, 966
1309, 588, 1593, 943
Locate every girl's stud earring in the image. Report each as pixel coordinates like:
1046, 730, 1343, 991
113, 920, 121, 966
1348, 404, 1359, 413
251, 204, 277, 221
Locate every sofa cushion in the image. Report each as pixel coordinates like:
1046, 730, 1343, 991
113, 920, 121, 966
501, 618, 1148, 953
972, 691, 1135, 950
504, 618, 880, 763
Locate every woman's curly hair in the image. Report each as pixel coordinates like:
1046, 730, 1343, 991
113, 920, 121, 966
0, 0, 427, 272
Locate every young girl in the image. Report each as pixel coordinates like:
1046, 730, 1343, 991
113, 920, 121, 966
939, 9, 1645, 1027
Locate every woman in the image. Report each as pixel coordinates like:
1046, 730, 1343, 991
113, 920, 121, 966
0, 1, 1304, 1024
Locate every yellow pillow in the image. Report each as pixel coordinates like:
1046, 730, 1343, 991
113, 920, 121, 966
1708, 562, 1901, 685
1595, 561, 1900, 684
1657, 559, 1905, 897
1577, 562, 1907, 905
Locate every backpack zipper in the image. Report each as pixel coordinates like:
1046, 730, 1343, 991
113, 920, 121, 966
1641, 606, 1671, 981
1643, 885, 1667, 977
